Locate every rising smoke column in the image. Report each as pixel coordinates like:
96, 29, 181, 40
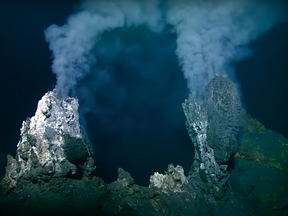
45, 0, 164, 97
45, 0, 286, 99
167, 0, 287, 100
45, 2, 124, 97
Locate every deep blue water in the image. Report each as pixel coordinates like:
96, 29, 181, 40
0, 0, 287, 186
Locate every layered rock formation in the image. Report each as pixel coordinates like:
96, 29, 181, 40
2, 90, 95, 193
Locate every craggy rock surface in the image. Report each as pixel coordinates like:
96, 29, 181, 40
182, 94, 229, 203
205, 75, 241, 163
149, 163, 188, 193
0, 86, 287, 216
1, 90, 95, 193
0, 167, 254, 216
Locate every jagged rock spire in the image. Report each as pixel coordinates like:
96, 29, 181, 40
182, 75, 240, 201
2, 89, 95, 193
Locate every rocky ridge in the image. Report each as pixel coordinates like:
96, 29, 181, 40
2, 75, 277, 216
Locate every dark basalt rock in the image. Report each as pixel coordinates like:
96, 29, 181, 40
205, 75, 241, 163
63, 134, 90, 165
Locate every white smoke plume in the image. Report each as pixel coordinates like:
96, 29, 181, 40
45, 0, 287, 98
45, 0, 164, 96
167, 0, 287, 99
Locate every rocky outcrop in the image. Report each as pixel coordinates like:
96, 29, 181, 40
1, 90, 95, 193
181, 75, 241, 202
230, 112, 288, 216
205, 75, 241, 163
1, 85, 270, 216
117, 167, 135, 188
182, 94, 229, 202
0, 165, 256, 216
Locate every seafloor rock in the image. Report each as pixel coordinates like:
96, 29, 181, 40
1, 90, 95, 192
117, 167, 134, 188
0, 90, 267, 216
149, 163, 188, 193
0, 168, 255, 216
2, 78, 285, 215
204, 75, 241, 163
182, 94, 229, 202
230, 111, 288, 216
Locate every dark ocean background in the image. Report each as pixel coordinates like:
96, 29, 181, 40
0, 0, 287, 187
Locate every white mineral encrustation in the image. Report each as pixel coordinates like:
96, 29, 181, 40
2, 89, 95, 192
149, 163, 188, 193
